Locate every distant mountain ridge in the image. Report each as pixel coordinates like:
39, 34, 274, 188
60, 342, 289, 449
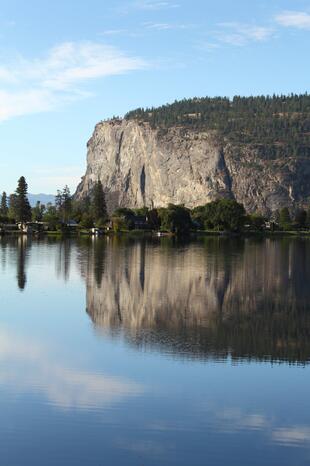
28, 194, 55, 207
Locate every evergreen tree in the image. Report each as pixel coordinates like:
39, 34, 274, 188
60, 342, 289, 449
15, 176, 32, 222
0, 192, 8, 216
125, 93, 310, 160
55, 186, 72, 222
62, 185, 72, 221
279, 207, 291, 231
55, 190, 63, 211
32, 201, 45, 222
8, 194, 17, 220
294, 209, 306, 229
91, 180, 107, 223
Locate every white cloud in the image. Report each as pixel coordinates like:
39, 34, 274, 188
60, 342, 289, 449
132, 0, 180, 10
143, 22, 189, 31
272, 426, 310, 446
275, 11, 310, 29
100, 29, 129, 36
117, 0, 179, 14
0, 41, 146, 122
215, 23, 274, 46
215, 408, 269, 433
0, 327, 143, 409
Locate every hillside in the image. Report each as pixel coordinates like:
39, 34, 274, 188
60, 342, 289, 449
76, 94, 310, 214
125, 94, 310, 159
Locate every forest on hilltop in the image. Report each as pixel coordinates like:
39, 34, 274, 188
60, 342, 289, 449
125, 94, 310, 159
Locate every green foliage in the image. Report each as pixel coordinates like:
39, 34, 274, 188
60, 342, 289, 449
112, 216, 127, 232
55, 186, 72, 222
15, 176, 32, 222
246, 213, 266, 230
133, 207, 149, 216
192, 199, 246, 232
158, 204, 192, 235
113, 208, 135, 229
147, 209, 161, 229
125, 94, 310, 160
80, 213, 94, 229
95, 217, 107, 228
70, 197, 91, 223
42, 204, 61, 230
0, 192, 8, 217
8, 194, 17, 221
32, 201, 45, 222
279, 207, 292, 231
91, 180, 107, 222
294, 209, 307, 229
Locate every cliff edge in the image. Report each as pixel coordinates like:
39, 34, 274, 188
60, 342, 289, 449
75, 118, 310, 213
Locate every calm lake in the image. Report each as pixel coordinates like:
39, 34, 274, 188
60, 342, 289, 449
1, 236, 310, 466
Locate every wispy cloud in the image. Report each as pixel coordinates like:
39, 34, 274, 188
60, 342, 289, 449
143, 21, 190, 31
117, 0, 180, 14
32, 165, 85, 192
272, 426, 310, 446
0, 327, 143, 410
100, 28, 129, 36
0, 41, 146, 122
132, 0, 180, 10
275, 10, 310, 30
215, 22, 274, 46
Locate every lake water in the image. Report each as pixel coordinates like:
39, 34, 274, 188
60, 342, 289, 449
1, 235, 310, 466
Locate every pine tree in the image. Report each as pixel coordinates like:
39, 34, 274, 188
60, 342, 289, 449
0, 192, 8, 216
55, 186, 72, 222
62, 185, 72, 222
55, 190, 63, 211
91, 180, 107, 224
279, 207, 291, 231
15, 177, 32, 222
8, 194, 17, 220
32, 201, 45, 222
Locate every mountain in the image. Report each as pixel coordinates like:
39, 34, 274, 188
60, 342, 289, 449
75, 94, 310, 214
28, 194, 55, 207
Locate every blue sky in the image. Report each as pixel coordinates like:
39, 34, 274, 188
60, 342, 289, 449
0, 0, 309, 194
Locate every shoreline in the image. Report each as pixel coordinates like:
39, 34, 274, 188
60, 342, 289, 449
2, 229, 310, 239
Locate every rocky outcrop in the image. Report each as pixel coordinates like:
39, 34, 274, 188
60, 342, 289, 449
76, 119, 310, 213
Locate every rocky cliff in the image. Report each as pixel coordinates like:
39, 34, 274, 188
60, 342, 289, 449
76, 118, 310, 213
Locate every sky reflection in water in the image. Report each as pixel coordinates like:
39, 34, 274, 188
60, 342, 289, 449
0, 236, 310, 466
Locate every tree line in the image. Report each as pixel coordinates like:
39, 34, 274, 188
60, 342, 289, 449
125, 93, 310, 160
0, 177, 108, 230
2, 176, 310, 234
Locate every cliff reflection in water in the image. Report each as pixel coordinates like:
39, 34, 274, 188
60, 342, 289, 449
84, 237, 310, 364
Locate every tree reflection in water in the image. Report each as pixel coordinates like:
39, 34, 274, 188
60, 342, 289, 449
83, 237, 310, 364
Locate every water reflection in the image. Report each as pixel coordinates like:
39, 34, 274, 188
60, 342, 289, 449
16, 236, 30, 290
0, 326, 142, 410
83, 237, 310, 364
0, 235, 31, 290
1, 236, 310, 464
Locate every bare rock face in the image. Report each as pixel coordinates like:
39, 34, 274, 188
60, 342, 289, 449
76, 119, 310, 213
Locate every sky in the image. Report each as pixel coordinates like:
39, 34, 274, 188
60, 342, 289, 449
0, 0, 309, 194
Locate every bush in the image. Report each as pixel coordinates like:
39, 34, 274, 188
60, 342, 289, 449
80, 213, 94, 229
193, 199, 246, 232
158, 204, 192, 235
